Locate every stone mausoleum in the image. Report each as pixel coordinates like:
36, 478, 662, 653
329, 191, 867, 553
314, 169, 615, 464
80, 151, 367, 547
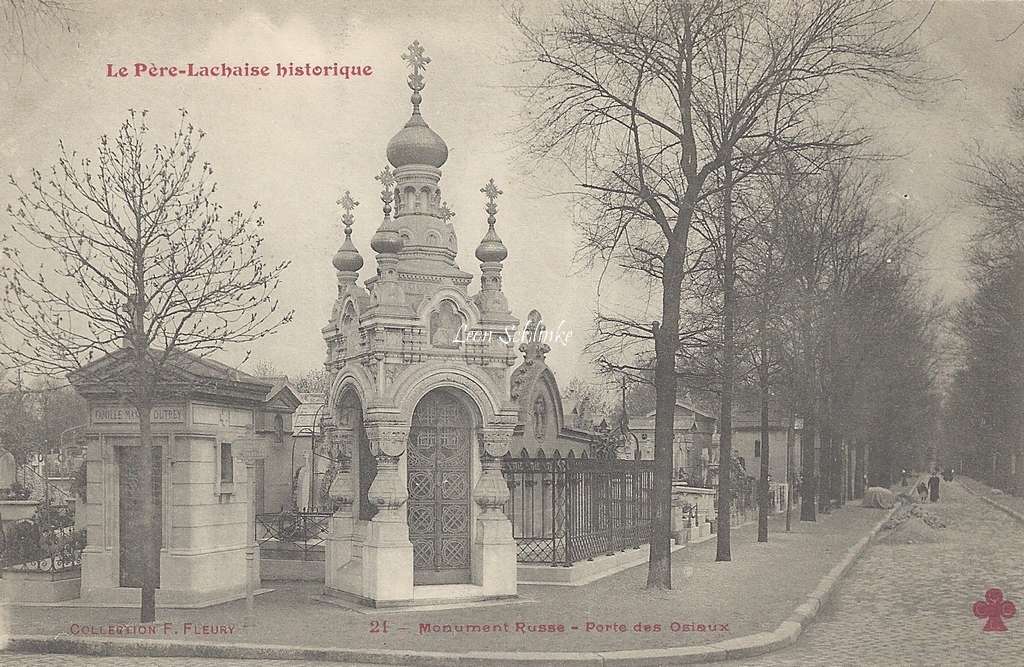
318, 41, 591, 606
71, 350, 299, 607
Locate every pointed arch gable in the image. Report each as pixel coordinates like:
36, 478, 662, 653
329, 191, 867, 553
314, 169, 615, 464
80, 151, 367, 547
514, 366, 566, 437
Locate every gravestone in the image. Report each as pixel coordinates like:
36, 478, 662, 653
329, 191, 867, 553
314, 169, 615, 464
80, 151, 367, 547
0, 447, 16, 489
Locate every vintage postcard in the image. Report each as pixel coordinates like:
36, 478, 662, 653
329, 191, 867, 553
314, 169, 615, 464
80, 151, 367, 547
0, 1, 1021, 665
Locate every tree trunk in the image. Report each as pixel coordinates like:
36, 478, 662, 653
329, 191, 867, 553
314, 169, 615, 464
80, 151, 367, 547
786, 411, 795, 532
137, 394, 158, 622
647, 244, 684, 589
818, 393, 831, 514
757, 243, 772, 543
717, 160, 736, 562
133, 268, 157, 621
757, 361, 770, 543
800, 318, 817, 522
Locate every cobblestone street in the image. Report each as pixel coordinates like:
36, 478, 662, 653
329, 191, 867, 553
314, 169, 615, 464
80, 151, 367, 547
0, 656, 376, 666
737, 478, 1024, 666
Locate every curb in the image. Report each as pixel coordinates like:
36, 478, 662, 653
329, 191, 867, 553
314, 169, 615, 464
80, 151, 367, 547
4, 510, 895, 666
957, 479, 1024, 526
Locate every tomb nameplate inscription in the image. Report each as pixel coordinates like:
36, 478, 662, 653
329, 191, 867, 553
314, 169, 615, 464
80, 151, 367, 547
92, 406, 185, 425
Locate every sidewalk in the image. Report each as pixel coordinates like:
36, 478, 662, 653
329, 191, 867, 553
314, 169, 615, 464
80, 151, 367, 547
3, 505, 888, 662
958, 475, 1024, 524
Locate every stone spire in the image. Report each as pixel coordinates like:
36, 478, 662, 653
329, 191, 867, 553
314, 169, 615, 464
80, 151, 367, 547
333, 191, 364, 289
473, 179, 512, 320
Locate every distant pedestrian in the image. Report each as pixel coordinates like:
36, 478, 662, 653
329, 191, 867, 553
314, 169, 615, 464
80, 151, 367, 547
928, 471, 940, 502
900, 469, 909, 486
916, 481, 928, 502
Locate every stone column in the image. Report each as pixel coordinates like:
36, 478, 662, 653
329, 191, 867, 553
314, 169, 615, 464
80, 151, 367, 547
324, 467, 355, 592
472, 429, 516, 596
361, 424, 413, 603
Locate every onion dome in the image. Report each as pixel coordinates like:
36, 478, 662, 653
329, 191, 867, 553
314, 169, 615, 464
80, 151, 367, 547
386, 41, 448, 169
332, 191, 364, 272
387, 114, 448, 169
371, 222, 403, 255
370, 165, 404, 255
475, 178, 508, 262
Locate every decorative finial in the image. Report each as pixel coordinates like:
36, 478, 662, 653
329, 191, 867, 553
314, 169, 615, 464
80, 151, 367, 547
481, 178, 503, 225
375, 166, 396, 216
439, 201, 455, 223
337, 191, 359, 235
475, 179, 508, 264
333, 189, 364, 274
402, 41, 431, 112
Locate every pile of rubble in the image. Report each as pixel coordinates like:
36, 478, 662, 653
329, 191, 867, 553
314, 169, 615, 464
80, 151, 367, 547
878, 502, 946, 544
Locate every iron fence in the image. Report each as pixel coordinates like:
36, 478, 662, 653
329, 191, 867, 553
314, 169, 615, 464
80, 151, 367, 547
255, 510, 332, 561
0, 503, 84, 572
501, 456, 655, 566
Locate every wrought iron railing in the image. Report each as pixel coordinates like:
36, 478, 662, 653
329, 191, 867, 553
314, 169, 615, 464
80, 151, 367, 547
502, 456, 655, 566
0, 503, 84, 572
254, 510, 332, 561
16, 465, 73, 505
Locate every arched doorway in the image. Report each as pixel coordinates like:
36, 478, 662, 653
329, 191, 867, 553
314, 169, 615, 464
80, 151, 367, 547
335, 389, 373, 519
407, 388, 474, 585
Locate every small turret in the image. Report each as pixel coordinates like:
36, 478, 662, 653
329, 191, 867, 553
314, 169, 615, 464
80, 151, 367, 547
473, 179, 512, 320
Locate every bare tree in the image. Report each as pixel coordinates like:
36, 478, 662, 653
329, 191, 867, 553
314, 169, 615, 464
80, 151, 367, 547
0, 109, 291, 621
294, 368, 328, 394
2, 0, 74, 63
250, 359, 283, 378
512, 0, 928, 583
949, 88, 1024, 490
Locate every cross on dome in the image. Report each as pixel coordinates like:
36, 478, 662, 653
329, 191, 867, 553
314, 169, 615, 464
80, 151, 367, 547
481, 178, 503, 222
370, 165, 403, 255
375, 165, 396, 213
439, 201, 455, 223
338, 191, 359, 231
333, 189, 364, 273
475, 178, 507, 263
386, 40, 449, 169
403, 41, 431, 112
375, 165, 397, 192
403, 41, 430, 91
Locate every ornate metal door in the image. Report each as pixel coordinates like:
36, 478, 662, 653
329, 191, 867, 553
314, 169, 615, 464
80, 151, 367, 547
407, 391, 472, 584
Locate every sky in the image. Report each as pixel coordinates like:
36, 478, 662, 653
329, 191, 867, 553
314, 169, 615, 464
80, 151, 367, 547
1, 0, 1023, 389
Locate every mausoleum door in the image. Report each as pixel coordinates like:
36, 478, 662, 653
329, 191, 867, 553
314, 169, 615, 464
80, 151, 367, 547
118, 445, 163, 588
407, 391, 472, 585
